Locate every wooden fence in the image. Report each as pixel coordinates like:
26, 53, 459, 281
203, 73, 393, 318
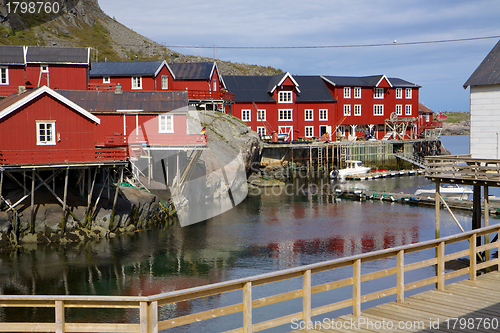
425, 155, 500, 182
0, 224, 499, 333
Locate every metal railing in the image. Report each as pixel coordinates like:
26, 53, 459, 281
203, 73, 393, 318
0, 224, 499, 332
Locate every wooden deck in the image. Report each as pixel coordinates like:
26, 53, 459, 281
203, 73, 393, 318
291, 271, 500, 333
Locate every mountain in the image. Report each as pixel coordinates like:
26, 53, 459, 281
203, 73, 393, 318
0, 0, 282, 76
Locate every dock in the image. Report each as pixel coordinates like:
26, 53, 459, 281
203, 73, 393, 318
343, 169, 423, 180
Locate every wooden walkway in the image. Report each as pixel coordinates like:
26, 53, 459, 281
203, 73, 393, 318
291, 271, 500, 333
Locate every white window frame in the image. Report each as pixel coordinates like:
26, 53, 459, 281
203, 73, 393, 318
36, 121, 56, 145
257, 109, 266, 121
304, 109, 313, 121
161, 75, 168, 90
405, 88, 412, 99
257, 127, 266, 136
213, 78, 217, 92
396, 104, 402, 116
278, 91, 292, 103
305, 126, 314, 138
241, 109, 251, 122
373, 105, 384, 116
132, 76, 142, 90
396, 88, 402, 99
344, 87, 351, 98
354, 87, 361, 99
159, 114, 174, 133
319, 109, 328, 121
405, 104, 412, 116
40, 65, 49, 73
343, 105, 351, 116
0, 67, 8, 85
374, 87, 384, 99
278, 109, 293, 121
354, 105, 361, 116
103, 76, 110, 84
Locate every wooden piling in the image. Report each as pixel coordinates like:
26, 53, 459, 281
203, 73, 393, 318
61, 168, 69, 233
110, 166, 123, 230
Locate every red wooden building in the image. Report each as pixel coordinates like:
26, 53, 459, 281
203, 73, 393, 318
418, 103, 443, 138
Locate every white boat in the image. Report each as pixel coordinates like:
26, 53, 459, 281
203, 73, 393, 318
330, 160, 371, 179
414, 185, 472, 201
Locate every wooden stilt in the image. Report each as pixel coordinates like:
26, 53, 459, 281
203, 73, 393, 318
61, 168, 69, 233
30, 169, 35, 233
435, 181, 440, 239
85, 168, 98, 226
484, 186, 490, 261
110, 167, 123, 230
0, 170, 3, 204
472, 185, 482, 247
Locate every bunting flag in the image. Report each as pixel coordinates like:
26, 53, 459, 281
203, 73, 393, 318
200, 127, 207, 135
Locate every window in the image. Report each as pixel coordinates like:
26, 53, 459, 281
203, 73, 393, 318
132, 76, 142, 89
103, 76, 110, 84
374, 105, 384, 116
279, 109, 292, 121
257, 109, 266, 121
344, 87, 351, 98
241, 109, 251, 122
278, 91, 292, 103
374, 87, 384, 98
159, 115, 174, 133
304, 109, 313, 121
396, 105, 402, 116
319, 109, 328, 121
0, 67, 8, 85
406, 88, 412, 99
305, 126, 314, 138
396, 88, 402, 99
354, 87, 361, 98
40, 65, 48, 73
213, 78, 217, 91
161, 75, 168, 90
257, 127, 266, 136
344, 105, 351, 116
36, 121, 56, 145
354, 105, 361, 116
405, 105, 412, 116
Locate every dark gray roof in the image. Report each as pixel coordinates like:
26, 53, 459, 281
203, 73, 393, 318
322, 75, 420, 88
169, 62, 214, 80
25, 46, 89, 64
0, 45, 24, 65
57, 90, 188, 113
90, 61, 166, 77
464, 40, 500, 88
388, 77, 420, 88
267, 73, 287, 92
294, 76, 336, 102
223, 76, 276, 103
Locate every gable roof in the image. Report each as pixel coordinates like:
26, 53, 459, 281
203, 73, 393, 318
267, 72, 300, 93
0, 86, 100, 123
90, 60, 174, 78
169, 62, 217, 80
0, 45, 25, 65
293, 76, 336, 102
223, 75, 276, 103
418, 103, 434, 114
25, 46, 90, 65
464, 40, 500, 88
322, 75, 419, 88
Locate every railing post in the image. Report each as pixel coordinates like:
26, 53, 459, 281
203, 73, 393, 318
437, 241, 445, 290
55, 300, 64, 333
148, 301, 158, 333
353, 259, 361, 316
396, 250, 404, 302
302, 269, 311, 329
469, 234, 477, 281
243, 282, 252, 333
140, 301, 148, 333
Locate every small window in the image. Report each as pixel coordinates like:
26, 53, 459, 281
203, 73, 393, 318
319, 109, 328, 121
396, 105, 402, 116
304, 109, 313, 121
374, 87, 384, 99
257, 109, 266, 121
241, 109, 251, 122
213, 78, 217, 92
0, 67, 8, 85
305, 126, 314, 138
354, 105, 361, 116
161, 76, 168, 90
36, 121, 56, 145
405, 105, 412, 116
257, 127, 266, 136
132, 76, 142, 89
103, 76, 110, 84
396, 88, 402, 99
354, 87, 361, 99
278, 91, 292, 103
344, 105, 351, 116
279, 109, 293, 121
406, 88, 412, 99
159, 115, 174, 133
374, 105, 384, 116
344, 87, 351, 98
40, 65, 49, 73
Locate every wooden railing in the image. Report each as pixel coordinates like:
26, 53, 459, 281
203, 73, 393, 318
88, 83, 117, 91
187, 90, 235, 102
0, 148, 128, 165
0, 224, 499, 332
425, 155, 500, 182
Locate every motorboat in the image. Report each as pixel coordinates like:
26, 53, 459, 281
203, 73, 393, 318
414, 185, 472, 201
330, 160, 371, 179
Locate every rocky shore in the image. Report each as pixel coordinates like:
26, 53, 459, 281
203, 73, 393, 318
441, 120, 470, 136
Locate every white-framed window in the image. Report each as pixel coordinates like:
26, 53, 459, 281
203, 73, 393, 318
241, 109, 251, 122
159, 114, 174, 133
396, 88, 402, 99
0, 67, 8, 85
278, 91, 292, 103
132, 76, 142, 89
40, 65, 49, 73
257, 127, 266, 136
344, 87, 351, 98
405, 105, 412, 116
279, 109, 293, 121
161, 75, 168, 90
319, 109, 328, 121
374, 87, 384, 99
354, 87, 361, 98
213, 78, 217, 91
36, 121, 56, 145
374, 105, 384, 116
103, 76, 110, 84
304, 109, 313, 121
354, 105, 361, 116
396, 105, 402, 116
406, 88, 412, 99
305, 126, 314, 138
257, 109, 266, 121
343, 105, 351, 116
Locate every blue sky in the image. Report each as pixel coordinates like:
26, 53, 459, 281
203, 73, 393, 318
99, 0, 500, 112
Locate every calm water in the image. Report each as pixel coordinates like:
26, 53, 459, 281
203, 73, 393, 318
0, 135, 493, 331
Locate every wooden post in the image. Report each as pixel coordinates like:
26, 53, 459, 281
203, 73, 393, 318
243, 282, 252, 333
309, 146, 312, 179
470, 234, 477, 281
472, 185, 482, 248
325, 145, 329, 177
110, 166, 123, 230
302, 270, 311, 328
437, 241, 445, 291
435, 181, 440, 239
61, 168, 69, 233
55, 300, 64, 333
484, 186, 490, 261
85, 168, 98, 226
396, 250, 404, 302
353, 259, 361, 316
30, 169, 35, 233
140, 301, 148, 333
148, 301, 158, 333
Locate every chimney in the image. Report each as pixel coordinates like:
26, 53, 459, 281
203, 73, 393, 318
17, 86, 26, 94
115, 83, 123, 95
171, 54, 174, 63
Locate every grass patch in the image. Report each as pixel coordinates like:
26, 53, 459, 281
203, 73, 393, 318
441, 111, 470, 123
